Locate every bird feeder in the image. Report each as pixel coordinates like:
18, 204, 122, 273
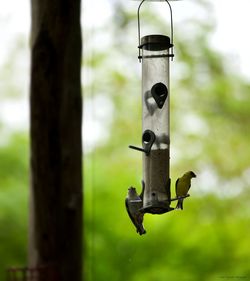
126, 0, 192, 235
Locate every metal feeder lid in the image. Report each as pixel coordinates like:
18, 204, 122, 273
139, 35, 173, 51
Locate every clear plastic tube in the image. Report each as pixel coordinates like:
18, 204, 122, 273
140, 35, 172, 214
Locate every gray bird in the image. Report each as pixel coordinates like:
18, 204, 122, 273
175, 171, 196, 210
125, 187, 146, 235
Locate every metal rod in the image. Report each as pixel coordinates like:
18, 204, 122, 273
137, 0, 146, 59
170, 194, 190, 202
129, 145, 147, 153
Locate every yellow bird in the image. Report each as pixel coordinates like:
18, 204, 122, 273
175, 171, 196, 210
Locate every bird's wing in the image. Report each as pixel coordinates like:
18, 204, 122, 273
125, 198, 135, 223
175, 178, 179, 195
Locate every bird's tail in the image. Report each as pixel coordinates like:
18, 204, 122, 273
175, 199, 183, 210
137, 225, 146, 235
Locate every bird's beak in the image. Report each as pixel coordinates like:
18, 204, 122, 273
192, 172, 196, 178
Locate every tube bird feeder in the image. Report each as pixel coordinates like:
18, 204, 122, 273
126, 0, 189, 235
139, 34, 173, 214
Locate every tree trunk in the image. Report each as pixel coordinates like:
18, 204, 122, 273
29, 1, 83, 280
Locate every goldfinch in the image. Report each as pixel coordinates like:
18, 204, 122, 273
175, 171, 196, 210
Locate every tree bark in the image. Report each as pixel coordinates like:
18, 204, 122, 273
29, 1, 83, 280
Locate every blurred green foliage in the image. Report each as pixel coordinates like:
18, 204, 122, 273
0, 133, 28, 279
1, 0, 250, 280
83, 0, 250, 280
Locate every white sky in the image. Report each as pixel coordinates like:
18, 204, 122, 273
1, 0, 250, 76
0, 0, 250, 147
210, 0, 250, 78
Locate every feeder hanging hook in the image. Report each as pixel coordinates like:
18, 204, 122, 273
137, 0, 174, 61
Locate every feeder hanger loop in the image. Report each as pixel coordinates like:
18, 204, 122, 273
137, 0, 174, 61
